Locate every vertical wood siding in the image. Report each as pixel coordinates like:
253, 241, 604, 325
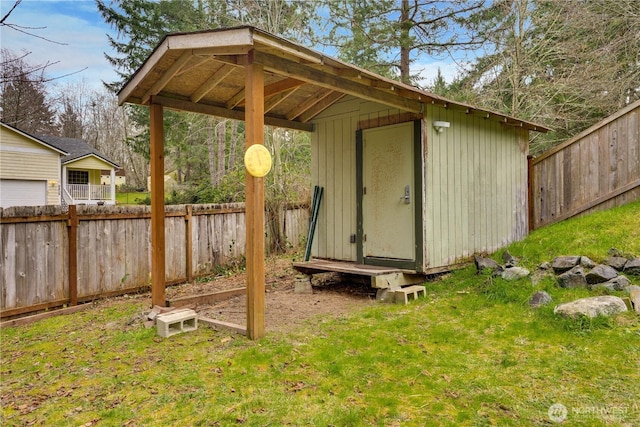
531, 100, 640, 229
424, 105, 529, 268
0, 203, 308, 316
311, 97, 529, 269
311, 96, 406, 262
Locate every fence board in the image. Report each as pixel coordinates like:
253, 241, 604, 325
531, 100, 640, 229
1, 203, 308, 317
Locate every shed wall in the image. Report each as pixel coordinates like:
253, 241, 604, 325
424, 105, 529, 268
311, 97, 406, 261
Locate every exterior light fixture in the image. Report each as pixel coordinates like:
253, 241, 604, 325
433, 121, 450, 133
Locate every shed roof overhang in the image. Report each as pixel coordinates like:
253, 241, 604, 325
118, 26, 549, 133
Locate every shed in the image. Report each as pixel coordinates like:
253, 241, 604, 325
118, 26, 548, 338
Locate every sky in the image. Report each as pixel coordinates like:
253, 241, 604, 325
0, 0, 459, 93
0, 0, 118, 90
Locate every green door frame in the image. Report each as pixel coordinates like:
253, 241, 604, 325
356, 120, 424, 271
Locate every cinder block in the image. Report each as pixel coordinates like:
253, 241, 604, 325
156, 309, 198, 338
393, 285, 426, 304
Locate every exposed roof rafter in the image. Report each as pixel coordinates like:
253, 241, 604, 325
118, 26, 550, 133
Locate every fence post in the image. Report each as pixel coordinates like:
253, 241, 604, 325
67, 205, 78, 306
186, 205, 193, 283
527, 155, 535, 232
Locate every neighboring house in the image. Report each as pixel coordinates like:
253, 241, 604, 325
101, 169, 127, 187
0, 122, 67, 208
38, 135, 120, 206
0, 122, 120, 208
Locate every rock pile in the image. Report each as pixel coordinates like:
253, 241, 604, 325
473, 248, 640, 318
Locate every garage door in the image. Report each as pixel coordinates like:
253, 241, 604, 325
0, 179, 47, 208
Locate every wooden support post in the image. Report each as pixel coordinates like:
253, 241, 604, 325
67, 204, 78, 306
150, 102, 166, 307
185, 205, 193, 283
245, 51, 266, 340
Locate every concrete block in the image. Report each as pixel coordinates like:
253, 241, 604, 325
393, 285, 426, 304
156, 309, 198, 338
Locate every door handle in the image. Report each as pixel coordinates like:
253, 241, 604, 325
401, 185, 410, 204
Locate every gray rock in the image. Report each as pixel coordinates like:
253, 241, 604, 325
539, 261, 551, 270
552, 256, 581, 273
529, 291, 552, 307
627, 285, 640, 313
557, 265, 587, 288
502, 250, 518, 267
554, 296, 628, 318
605, 256, 628, 271
585, 264, 618, 284
580, 256, 596, 269
592, 275, 631, 292
606, 275, 630, 291
623, 258, 640, 275
501, 267, 530, 280
474, 255, 503, 274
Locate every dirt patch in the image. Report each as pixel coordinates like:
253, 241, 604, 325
165, 256, 378, 333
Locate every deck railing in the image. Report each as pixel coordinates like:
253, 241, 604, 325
66, 184, 111, 201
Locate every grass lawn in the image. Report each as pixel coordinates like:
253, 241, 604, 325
115, 192, 150, 205
1, 201, 639, 426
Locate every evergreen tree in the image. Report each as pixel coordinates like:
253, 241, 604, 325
0, 48, 57, 135
323, 0, 487, 85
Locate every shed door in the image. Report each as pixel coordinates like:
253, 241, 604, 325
362, 123, 415, 261
0, 179, 47, 208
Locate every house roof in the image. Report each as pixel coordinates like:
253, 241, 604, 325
118, 26, 550, 133
1, 121, 69, 155
37, 135, 120, 168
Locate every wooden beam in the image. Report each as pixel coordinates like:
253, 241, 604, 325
244, 52, 266, 340
264, 88, 297, 113
152, 95, 314, 132
285, 88, 333, 120
0, 304, 92, 328
198, 317, 247, 335
142, 50, 192, 105
167, 287, 246, 308
226, 88, 246, 109
190, 63, 235, 103
149, 102, 166, 307
298, 91, 346, 123
236, 77, 306, 108
235, 78, 307, 112
255, 51, 423, 113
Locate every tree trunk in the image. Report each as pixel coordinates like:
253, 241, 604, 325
207, 117, 217, 186
228, 120, 238, 170
216, 120, 226, 184
399, 0, 411, 84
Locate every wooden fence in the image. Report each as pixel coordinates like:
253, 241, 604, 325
0, 203, 309, 318
529, 100, 640, 230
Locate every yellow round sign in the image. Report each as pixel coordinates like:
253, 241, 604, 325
244, 144, 272, 177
